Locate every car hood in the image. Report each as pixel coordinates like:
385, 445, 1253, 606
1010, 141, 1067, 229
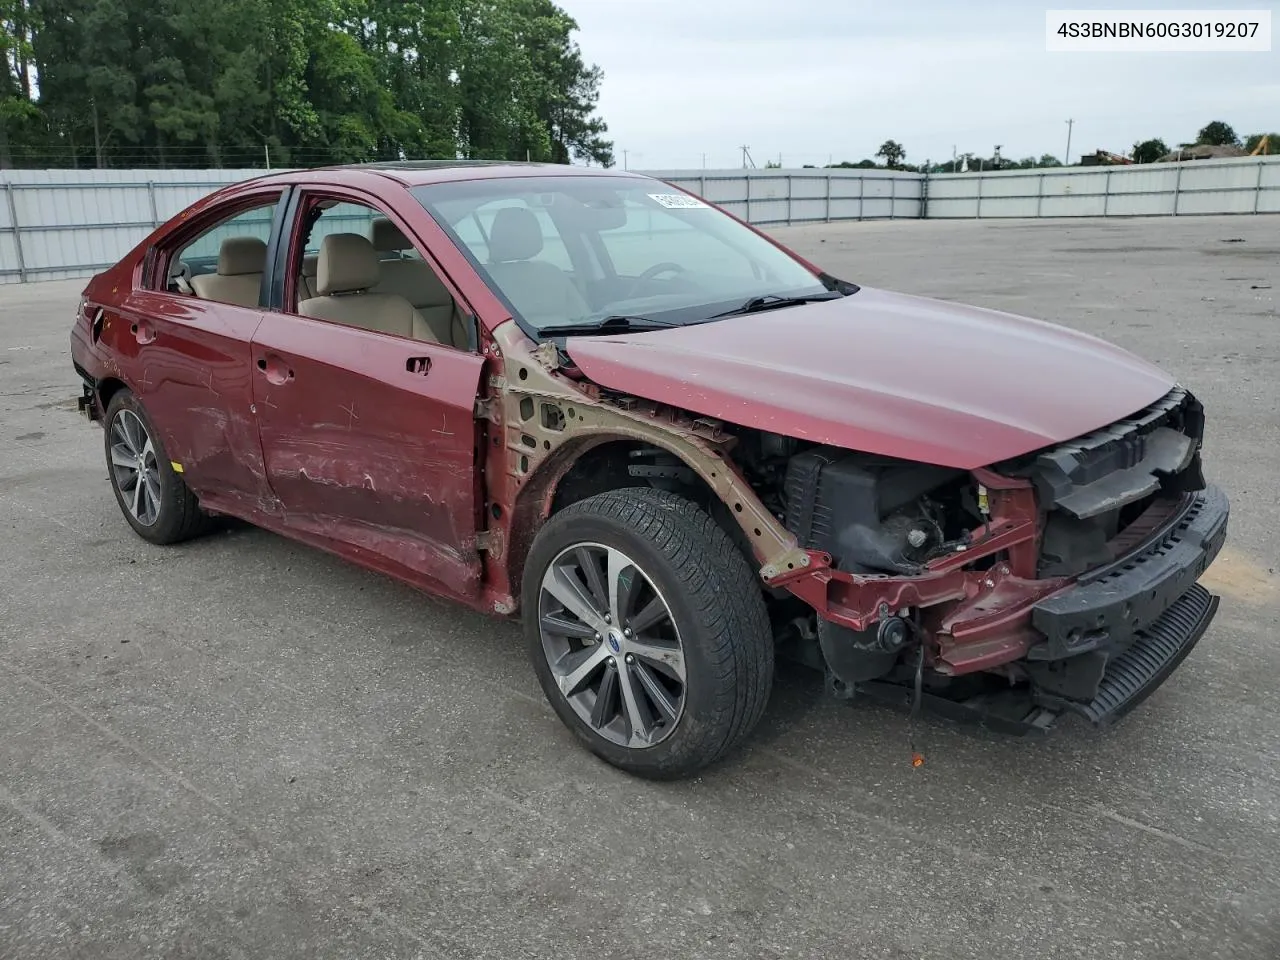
564, 287, 1175, 469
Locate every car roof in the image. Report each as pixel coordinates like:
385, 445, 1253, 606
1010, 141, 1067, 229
244, 161, 651, 190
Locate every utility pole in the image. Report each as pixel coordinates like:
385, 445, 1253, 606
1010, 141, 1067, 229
1064, 118, 1075, 166
622, 149, 629, 170
701, 152, 706, 169
264, 143, 271, 170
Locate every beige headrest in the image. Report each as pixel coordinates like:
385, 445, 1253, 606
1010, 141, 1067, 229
316, 233, 380, 296
218, 237, 267, 276
301, 254, 318, 278
488, 207, 543, 262
371, 217, 411, 253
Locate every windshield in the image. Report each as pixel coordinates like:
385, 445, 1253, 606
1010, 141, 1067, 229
412, 175, 838, 334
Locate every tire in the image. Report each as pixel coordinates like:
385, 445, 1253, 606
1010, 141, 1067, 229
523, 487, 774, 779
103, 389, 211, 545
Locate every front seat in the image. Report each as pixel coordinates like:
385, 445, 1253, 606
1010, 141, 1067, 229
483, 207, 590, 324
298, 233, 437, 342
298, 254, 319, 300
369, 218, 469, 347
189, 237, 266, 307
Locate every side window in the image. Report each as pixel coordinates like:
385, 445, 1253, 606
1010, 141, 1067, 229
291, 196, 471, 351
163, 198, 279, 308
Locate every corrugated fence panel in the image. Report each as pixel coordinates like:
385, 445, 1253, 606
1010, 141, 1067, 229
2, 159, 1276, 281
0, 168, 263, 282
926, 156, 1280, 219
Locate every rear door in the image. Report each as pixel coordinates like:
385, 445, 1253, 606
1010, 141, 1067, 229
113, 189, 286, 507
250, 185, 487, 600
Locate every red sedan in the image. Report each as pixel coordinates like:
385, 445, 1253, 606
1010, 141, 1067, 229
70, 162, 1228, 777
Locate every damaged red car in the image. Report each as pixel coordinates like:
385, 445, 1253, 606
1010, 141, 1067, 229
70, 162, 1229, 778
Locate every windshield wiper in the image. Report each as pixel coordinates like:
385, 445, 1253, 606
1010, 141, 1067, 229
708, 292, 843, 320
538, 315, 679, 338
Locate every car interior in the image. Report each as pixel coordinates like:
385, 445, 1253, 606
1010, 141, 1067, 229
184, 236, 268, 306
167, 201, 472, 350
296, 231, 438, 342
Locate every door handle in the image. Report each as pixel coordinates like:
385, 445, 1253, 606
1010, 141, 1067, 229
405, 356, 431, 375
131, 320, 156, 345
256, 354, 294, 385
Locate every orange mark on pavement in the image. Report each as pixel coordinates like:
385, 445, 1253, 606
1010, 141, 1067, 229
1201, 548, 1276, 605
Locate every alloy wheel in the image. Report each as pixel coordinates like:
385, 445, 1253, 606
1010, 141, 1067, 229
538, 543, 686, 748
109, 409, 162, 526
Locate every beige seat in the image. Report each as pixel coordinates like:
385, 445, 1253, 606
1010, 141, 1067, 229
369, 218, 469, 348
298, 254, 319, 300
190, 237, 266, 307
483, 207, 590, 324
298, 233, 437, 342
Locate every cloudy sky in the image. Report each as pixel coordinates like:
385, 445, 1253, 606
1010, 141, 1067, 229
565, 0, 1278, 170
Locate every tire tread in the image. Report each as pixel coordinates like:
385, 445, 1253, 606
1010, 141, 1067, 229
530, 487, 773, 777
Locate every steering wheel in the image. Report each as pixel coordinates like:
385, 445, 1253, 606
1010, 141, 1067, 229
624, 261, 687, 298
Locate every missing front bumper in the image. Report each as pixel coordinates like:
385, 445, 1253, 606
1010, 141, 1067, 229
1029, 485, 1229, 659
855, 582, 1220, 735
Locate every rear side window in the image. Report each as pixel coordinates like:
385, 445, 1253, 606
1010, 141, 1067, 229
178, 202, 277, 266
159, 196, 281, 306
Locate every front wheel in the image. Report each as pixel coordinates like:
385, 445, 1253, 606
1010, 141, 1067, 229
522, 488, 774, 779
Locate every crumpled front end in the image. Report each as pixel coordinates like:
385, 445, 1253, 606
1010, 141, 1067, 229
773, 385, 1228, 730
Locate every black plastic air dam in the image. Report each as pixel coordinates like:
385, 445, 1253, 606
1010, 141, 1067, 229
1029, 484, 1228, 659
1040, 583, 1219, 725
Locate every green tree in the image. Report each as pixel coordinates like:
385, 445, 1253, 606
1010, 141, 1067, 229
875, 139, 905, 168
1196, 121, 1238, 146
1131, 138, 1169, 163
1244, 132, 1278, 155
1, 0, 41, 166
10, 0, 613, 168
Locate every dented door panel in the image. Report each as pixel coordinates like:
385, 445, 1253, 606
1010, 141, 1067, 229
250, 312, 486, 599
110, 288, 271, 505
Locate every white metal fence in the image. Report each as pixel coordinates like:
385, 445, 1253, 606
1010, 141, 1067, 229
1, 156, 1277, 284
926, 155, 1280, 219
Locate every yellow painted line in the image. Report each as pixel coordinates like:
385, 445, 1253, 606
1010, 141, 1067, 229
1200, 547, 1276, 605
170, 461, 184, 474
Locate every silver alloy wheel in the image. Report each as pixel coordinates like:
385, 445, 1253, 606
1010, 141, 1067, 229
109, 409, 162, 527
538, 542, 686, 748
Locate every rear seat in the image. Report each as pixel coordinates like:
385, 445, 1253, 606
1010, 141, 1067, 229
369, 218, 468, 348
190, 237, 267, 307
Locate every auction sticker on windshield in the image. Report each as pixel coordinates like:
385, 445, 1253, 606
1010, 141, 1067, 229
648, 194, 709, 209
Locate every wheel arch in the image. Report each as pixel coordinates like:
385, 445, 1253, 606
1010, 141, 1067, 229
489, 323, 819, 617
96, 376, 130, 412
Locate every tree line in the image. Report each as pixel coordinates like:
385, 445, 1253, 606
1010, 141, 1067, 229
0, 0, 614, 169
1132, 121, 1278, 164
817, 120, 1278, 174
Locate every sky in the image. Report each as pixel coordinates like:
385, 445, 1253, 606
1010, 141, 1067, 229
564, 0, 1279, 170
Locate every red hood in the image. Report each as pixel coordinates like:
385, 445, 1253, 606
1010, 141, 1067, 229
565, 287, 1175, 469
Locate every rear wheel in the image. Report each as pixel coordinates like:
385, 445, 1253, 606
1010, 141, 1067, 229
523, 488, 774, 779
103, 390, 211, 545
